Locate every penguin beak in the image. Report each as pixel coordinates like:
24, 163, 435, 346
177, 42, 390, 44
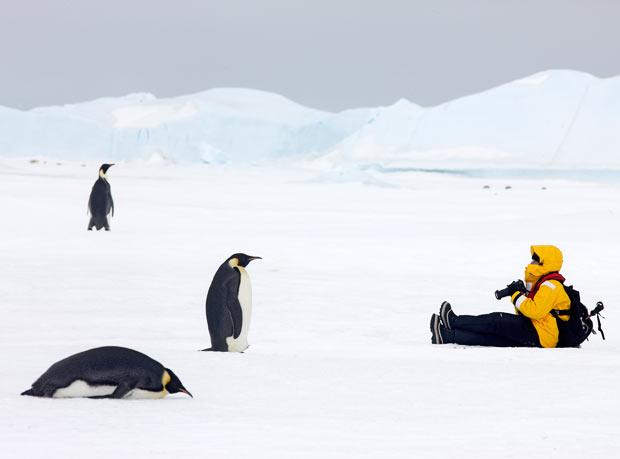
249, 256, 262, 261
180, 388, 193, 398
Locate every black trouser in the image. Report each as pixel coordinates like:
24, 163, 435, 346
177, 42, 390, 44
445, 312, 541, 347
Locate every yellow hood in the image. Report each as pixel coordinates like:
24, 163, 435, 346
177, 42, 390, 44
525, 245, 563, 285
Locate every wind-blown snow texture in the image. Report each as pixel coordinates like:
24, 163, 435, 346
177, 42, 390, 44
1, 70, 619, 168
0, 159, 618, 458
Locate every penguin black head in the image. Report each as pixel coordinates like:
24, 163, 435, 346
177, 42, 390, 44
227, 253, 262, 268
164, 368, 192, 397
99, 163, 115, 177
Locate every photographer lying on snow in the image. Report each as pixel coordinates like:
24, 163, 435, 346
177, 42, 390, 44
430, 245, 605, 348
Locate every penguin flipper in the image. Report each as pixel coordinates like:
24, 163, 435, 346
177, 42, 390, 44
109, 192, 114, 217
225, 274, 243, 339
227, 297, 243, 339
105, 382, 134, 399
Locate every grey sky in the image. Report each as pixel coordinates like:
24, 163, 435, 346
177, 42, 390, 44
1, 0, 619, 111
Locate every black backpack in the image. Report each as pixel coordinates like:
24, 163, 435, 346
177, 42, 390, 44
552, 284, 605, 348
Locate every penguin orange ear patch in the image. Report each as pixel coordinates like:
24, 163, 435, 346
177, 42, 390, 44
162, 370, 171, 387
228, 258, 239, 268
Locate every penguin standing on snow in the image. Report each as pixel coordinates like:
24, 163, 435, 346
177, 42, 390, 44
21, 346, 192, 399
87, 163, 114, 231
203, 253, 261, 352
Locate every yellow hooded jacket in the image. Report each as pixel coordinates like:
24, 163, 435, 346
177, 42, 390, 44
510, 245, 571, 348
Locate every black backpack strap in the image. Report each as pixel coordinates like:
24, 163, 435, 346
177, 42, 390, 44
596, 314, 605, 340
551, 281, 571, 319
591, 302, 606, 340
551, 309, 570, 317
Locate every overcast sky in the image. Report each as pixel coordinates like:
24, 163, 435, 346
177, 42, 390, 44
1, 0, 618, 111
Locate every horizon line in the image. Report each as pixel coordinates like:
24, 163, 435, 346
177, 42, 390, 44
2, 68, 618, 115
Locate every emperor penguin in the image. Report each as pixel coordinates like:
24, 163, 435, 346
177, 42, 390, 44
21, 346, 192, 399
87, 163, 115, 231
203, 253, 261, 352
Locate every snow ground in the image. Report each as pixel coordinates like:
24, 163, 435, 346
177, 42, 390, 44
0, 159, 618, 458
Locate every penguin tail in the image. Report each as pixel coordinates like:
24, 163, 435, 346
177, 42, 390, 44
91, 215, 109, 230
21, 388, 36, 396
200, 346, 229, 352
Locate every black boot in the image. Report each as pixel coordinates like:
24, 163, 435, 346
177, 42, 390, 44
430, 314, 455, 344
439, 301, 457, 329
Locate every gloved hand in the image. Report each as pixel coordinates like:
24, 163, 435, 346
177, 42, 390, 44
494, 280, 526, 299
506, 279, 526, 295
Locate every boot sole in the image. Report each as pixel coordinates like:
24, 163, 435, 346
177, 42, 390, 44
430, 314, 442, 344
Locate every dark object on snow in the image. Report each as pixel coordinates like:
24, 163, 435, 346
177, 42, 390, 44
552, 286, 605, 347
495, 280, 526, 300
432, 304, 540, 347
202, 253, 261, 352
21, 346, 192, 399
439, 301, 455, 329
87, 163, 115, 231
430, 314, 443, 344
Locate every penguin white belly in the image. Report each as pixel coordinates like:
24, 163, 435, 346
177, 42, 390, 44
53, 380, 117, 398
226, 267, 252, 352
53, 380, 167, 399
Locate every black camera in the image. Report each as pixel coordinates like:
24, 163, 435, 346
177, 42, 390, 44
495, 280, 525, 300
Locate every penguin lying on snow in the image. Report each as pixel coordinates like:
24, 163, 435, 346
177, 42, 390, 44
88, 163, 115, 231
203, 253, 261, 352
21, 346, 192, 399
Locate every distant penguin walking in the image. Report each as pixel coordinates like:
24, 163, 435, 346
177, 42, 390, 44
21, 346, 192, 399
88, 163, 115, 231
203, 253, 261, 352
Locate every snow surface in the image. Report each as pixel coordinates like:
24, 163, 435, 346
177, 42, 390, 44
1, 159, 618, 458
1, 70, 619, 168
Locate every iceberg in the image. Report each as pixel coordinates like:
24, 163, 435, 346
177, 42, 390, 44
0, 70, 619, 169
